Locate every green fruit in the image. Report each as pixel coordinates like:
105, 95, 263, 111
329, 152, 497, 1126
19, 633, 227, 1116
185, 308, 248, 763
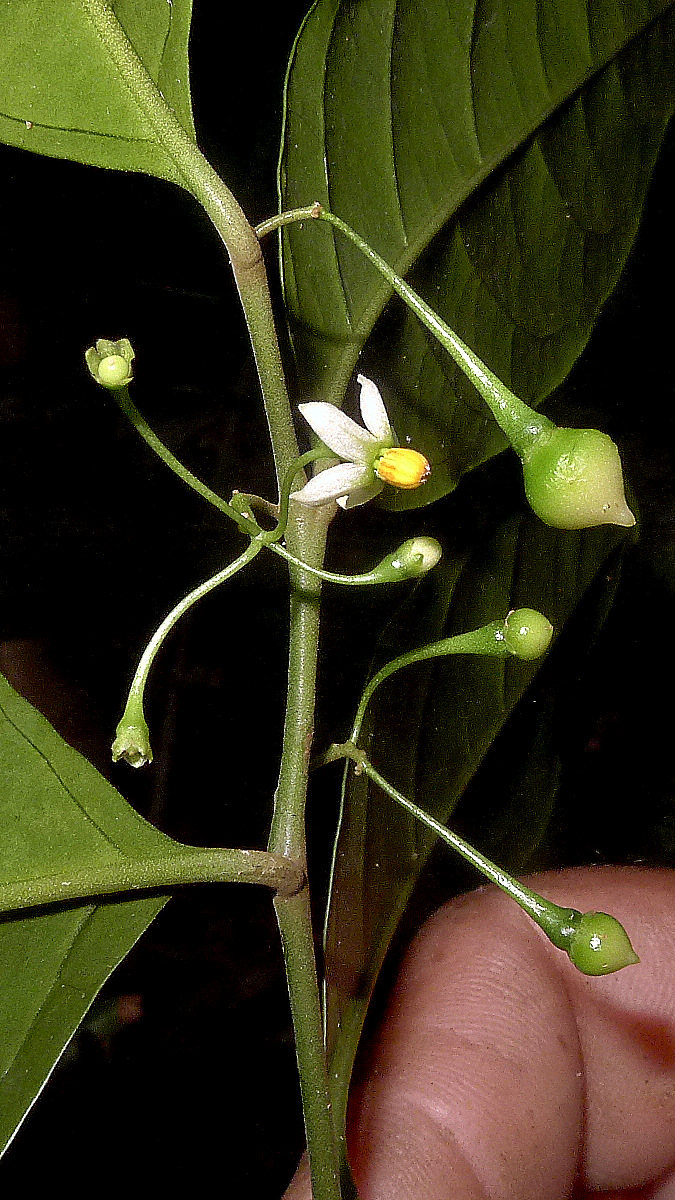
503, 608, 553, 660
522, 427, 635, 530
568, 911, 640, 976
97, 354, 133, 388
85, 337, 135, 390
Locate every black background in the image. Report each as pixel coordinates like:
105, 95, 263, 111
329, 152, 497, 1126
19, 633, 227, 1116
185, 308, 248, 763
1, 1, 674, 1193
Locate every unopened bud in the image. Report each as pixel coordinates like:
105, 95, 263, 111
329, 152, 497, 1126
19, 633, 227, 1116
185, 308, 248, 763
567, 911, 639, 976
522, 427, 635, 530
503, 608, 553, 660
372, 536, 442, 582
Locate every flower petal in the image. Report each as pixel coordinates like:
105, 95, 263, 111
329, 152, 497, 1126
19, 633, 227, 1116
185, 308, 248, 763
291, 462, 373, 507
299, 402, 378, 462
357, 375, 392, 442
336, 478, 384, 509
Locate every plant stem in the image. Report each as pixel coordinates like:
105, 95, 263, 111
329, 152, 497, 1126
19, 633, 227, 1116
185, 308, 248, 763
275, 888, 342, 1197
0, 848, 304, 916
79, 9, 341, 1191
270, 506, 342, 1200
80, 0, 300, 484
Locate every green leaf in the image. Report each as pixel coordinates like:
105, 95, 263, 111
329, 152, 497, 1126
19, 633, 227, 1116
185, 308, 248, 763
0, 672, 286, 1155
323, 496, 630, 1157
280, 0, 675, 502
0, 674, 173, 1154
0, 0, 194, 180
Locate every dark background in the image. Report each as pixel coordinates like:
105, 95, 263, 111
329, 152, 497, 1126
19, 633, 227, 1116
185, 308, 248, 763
1, 1, 674, 1193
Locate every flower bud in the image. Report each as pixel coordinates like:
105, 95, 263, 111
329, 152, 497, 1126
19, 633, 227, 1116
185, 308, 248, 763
503, 608, 553, 660
375, 447, 431, 490
86, 337, 135, 389
112, 717, 153, 768
567, 911, 640, 976
521, 427, 635, 530
372, 536, 442, 582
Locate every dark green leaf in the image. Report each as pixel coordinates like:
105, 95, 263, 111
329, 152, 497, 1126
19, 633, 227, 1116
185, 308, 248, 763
0, 0, 194, 180
0, 674, 179, 1154
280, 0, 675, 502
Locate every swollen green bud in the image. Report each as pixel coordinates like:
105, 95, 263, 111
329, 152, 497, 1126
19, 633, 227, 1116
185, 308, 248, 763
503, 608, 553, 660
521, 427, 635, 530
567, 911, 640, 976
86, 337, 135, 389
372, 536, 442, 582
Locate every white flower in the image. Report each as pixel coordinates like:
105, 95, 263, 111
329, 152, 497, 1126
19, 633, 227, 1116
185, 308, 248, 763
291, 375, 430, 509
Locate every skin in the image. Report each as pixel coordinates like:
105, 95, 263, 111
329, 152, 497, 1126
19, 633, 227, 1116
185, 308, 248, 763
285, 867, 675, 1200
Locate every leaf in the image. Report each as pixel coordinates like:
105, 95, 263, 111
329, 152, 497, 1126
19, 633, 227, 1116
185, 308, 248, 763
0, 673, 179, 1154
323, 487, 630, 1155
280, 0, 675, 502
0, 0, 194, 180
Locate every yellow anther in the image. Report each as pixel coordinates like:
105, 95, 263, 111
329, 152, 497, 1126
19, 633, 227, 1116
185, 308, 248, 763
375, 447, 430, 490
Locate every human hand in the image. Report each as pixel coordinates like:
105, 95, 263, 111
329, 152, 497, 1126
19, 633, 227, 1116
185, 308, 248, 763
286, 867, 675, 1199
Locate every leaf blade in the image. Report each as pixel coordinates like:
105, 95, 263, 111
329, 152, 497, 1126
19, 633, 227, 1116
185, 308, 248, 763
0, 673, 183, 1154
0, 0, 195, 180
280, 0, 675, 497
0, 898, 165, 1153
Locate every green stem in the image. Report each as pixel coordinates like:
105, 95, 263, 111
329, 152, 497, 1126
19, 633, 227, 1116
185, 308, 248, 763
79, 11, 339, 1191
258, 204, 553, 458
273, 450, 328, 542
80, 0, 300, 484
0, 848, 304, 916
274, 889, 342, 1196
346, 749, 577, 948
108, 389, 414, 588
256, 204, 323, 238
270, 506, 342, 1199
111, 385, 260, 534
350, 623, 512, 743
125, 540, 264, 715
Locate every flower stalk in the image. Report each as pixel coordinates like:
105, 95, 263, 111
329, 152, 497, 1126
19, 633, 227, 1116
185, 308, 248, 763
113, 540, 265, 767
348, 608, 553, 744
338, 747, 639, 977
259, 204, 635, 531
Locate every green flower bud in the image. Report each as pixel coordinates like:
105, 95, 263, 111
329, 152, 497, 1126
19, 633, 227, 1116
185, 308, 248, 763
86, 337, 135, 389
567, 911, 640, 976
521, 427, 635, 530
372, 536, 442, 582
503, 608, 553, 660
112, 716, 153, 768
